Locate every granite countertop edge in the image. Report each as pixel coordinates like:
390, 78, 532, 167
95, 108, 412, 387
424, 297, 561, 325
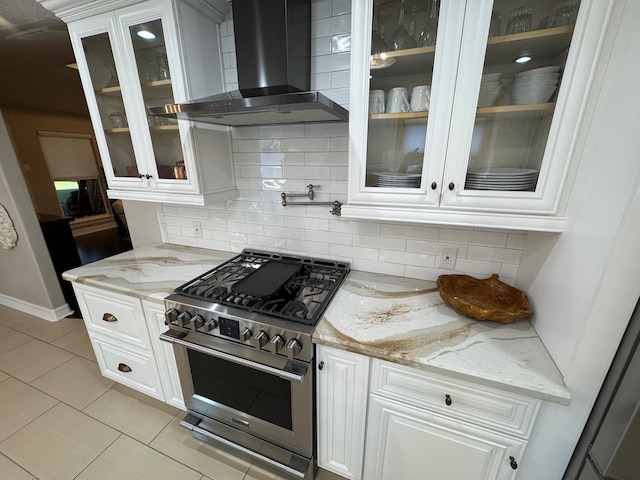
62, 243, 570, 406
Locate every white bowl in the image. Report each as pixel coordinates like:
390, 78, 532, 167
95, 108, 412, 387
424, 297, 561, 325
513, 78, 559, 88
512, 86, 557, 104
480, 80, 502, 89
482, 72, 502, 82
514, 73, 561, 82
515, 65, 562, 79
478, 88, 502, 107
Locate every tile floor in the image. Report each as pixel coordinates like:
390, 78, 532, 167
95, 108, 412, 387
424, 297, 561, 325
0, 305, 337, 480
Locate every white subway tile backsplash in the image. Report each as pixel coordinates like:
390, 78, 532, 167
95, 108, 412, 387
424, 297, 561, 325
467, 245, 522, 265
379, 250, 436, 268
332, 0, 351, 16
282, 137, 332, 152
439, 228, 508, 247
157, 9, 528, 283
312, 0, 332, 20
312, 15, 351, 38
354, 234, 405, 251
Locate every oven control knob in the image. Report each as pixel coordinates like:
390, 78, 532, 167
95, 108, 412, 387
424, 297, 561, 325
254, 331, 269, 348
203, 319, 217, 332
164, 309, 179, 325
270, 335, 285, 353
286, 339, 302, 358
177, 311, 191, 327
190, 315, 204, 330
240, 328, 253, 342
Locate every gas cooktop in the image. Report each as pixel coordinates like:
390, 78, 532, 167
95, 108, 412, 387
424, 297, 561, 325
172, 249, 350, 326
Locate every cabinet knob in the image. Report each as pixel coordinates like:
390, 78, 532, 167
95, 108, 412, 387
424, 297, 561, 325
431, 182, 437, 190
318, 361, 325, 371
118, 363, 132, 373
102, 313, 117, 322
448, 182, 455, 191
509, 456, 518, 470
445, 394, 452, 406
145, 174, 153, 179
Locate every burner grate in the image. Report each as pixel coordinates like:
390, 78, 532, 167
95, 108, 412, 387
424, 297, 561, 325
173, 250, 350, 325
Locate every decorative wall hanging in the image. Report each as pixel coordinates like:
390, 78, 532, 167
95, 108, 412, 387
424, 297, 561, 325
0, 204, 18, 250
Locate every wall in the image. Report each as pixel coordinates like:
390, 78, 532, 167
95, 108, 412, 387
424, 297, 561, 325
153, 1, 528, 285
1, 108, 96, 217
514, 0, 640, 477
0, 111, 70, 320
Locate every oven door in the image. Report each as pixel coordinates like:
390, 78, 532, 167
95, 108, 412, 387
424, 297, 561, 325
160, 329, 314, 459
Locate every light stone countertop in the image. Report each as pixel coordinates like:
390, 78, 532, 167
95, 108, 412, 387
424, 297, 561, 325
316, 270, 570, 405
62, 244, 570, 405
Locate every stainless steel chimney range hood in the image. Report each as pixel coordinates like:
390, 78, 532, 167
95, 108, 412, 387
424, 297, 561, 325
149, 0, 349, 127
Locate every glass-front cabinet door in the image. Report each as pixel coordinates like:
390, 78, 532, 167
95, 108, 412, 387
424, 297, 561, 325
75, 19, 143, 187
346, 0, 606, 231
124, 16, 188, 184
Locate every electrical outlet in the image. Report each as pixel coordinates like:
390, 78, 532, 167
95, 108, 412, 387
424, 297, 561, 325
193, 221, 202, 238
438, 246, 458, 270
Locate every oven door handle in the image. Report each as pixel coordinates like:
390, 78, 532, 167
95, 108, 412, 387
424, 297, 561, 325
160, 333, 306, 383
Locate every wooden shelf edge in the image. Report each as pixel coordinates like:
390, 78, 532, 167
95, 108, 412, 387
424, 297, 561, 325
477, 103, 556, 115
142, 79, 172, 88
488, 25, 574, 46
370, 111, 429, 121
104, 127, 129, 134
96, 85, 122, 94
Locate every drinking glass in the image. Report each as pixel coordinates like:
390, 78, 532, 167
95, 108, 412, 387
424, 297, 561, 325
505, 6, 533, 35
390, 0, 417, 50
371, 7, 389, 54
155, 52, 170, 80
418, 0, 439, 47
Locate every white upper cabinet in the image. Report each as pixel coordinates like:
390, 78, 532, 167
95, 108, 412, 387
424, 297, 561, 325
50, 0, 237, 205
345, 0, 612, 231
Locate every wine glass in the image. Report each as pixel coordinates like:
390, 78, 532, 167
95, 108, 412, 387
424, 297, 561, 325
390, 0, 417, 51
371, 6, 388, 54
418, 0, 439, 47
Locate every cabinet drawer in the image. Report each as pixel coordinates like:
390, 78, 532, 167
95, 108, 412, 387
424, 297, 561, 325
370, 360, 540, 438
74, 284, 151, 349
92, 336, 164, 401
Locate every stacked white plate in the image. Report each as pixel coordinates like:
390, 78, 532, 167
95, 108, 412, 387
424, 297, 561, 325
478, 72, 502, 107
465, 167, 539, 191
512, 66, 561, 105
372, 172, 422, 188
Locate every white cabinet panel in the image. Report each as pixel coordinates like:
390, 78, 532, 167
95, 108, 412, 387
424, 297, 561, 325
364, 395, 525, 480
74, 283, 151, 349
144, 299, 185, 410
316, 345, 370, 480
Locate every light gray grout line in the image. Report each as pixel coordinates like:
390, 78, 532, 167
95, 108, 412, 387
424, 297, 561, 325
0, 451, 40, 480
70, 432, 123, 480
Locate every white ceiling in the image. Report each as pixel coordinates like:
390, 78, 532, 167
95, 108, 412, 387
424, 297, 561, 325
0, 0, 88, 116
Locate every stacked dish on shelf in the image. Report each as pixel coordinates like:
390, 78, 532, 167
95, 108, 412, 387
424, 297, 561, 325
372, 172, 422, 188
465, 167, 539, 191
512, 66, 561, 104
478, 72, 502, 107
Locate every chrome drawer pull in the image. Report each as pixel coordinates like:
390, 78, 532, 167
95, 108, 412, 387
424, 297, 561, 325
103, 313, 118, 322
117, 363, 132, 373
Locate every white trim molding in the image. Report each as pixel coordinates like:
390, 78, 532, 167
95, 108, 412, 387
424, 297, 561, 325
0, 294, 74, 322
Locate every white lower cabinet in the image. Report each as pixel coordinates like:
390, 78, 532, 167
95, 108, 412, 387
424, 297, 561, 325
71, 283, 183, 408
316, 346, 540, 480
143, 299, 185, 409
364, 395, 525, 480
316, 345, 370, 479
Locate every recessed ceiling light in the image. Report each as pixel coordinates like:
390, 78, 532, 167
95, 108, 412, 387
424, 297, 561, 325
137, 30, 156, 40
516, 54, 532, 64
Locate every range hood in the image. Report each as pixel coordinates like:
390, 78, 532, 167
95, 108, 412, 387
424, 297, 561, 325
149, 0, 348, 126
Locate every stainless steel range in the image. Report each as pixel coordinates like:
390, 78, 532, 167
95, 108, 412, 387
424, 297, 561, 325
160, 249, 350, 480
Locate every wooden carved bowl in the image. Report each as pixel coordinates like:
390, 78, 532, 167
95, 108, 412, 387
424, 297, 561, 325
436, 274, 532, 323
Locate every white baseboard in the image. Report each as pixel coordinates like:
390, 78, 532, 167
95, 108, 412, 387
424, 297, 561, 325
0, 294, 74, 322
